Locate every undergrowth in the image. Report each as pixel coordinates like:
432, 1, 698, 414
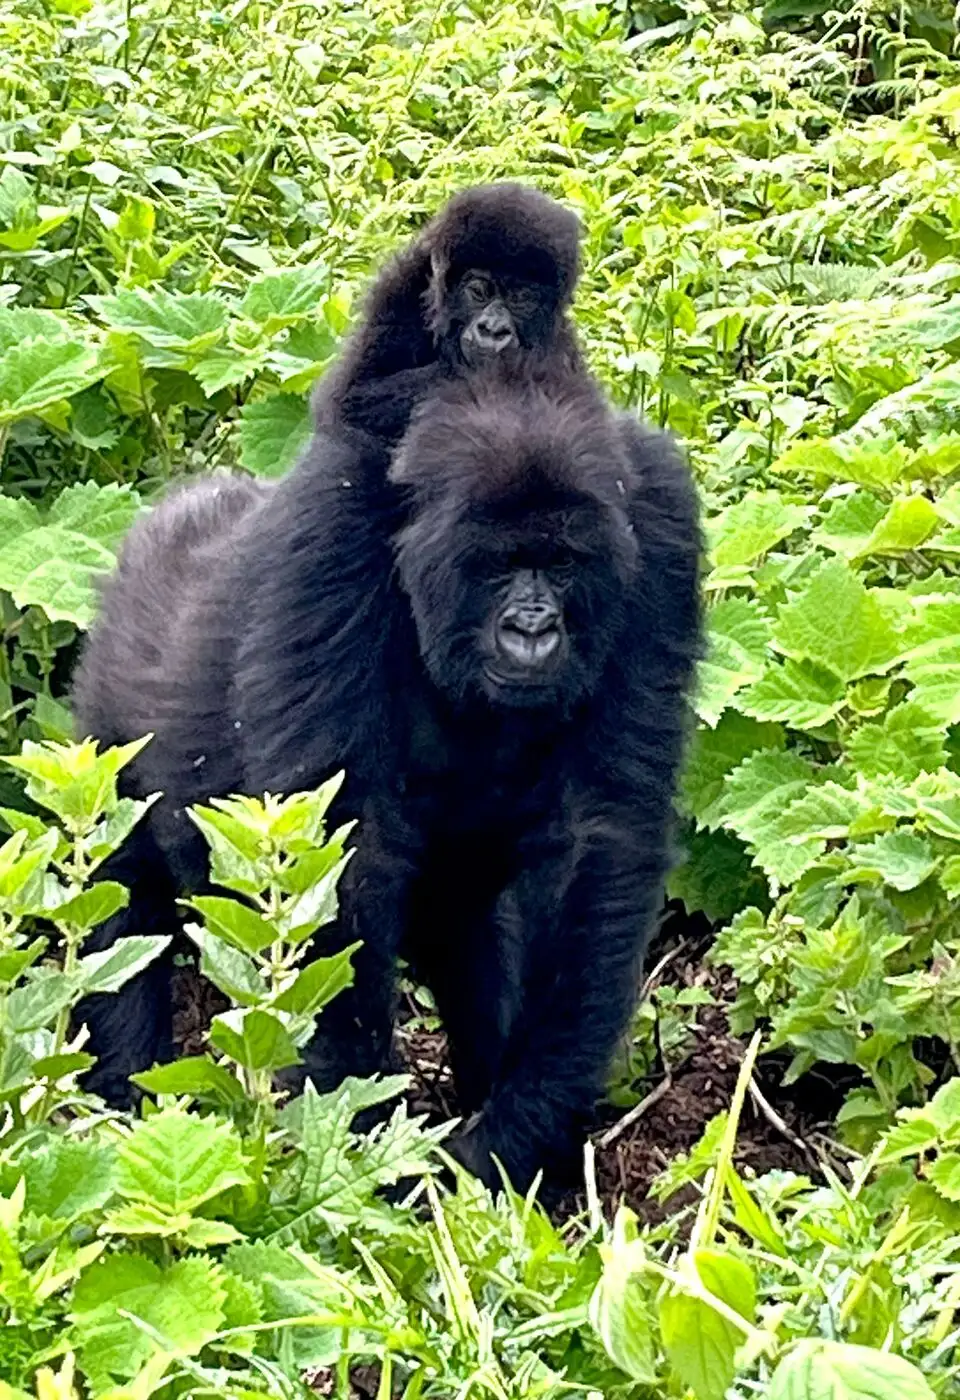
1, 0, 960, 1392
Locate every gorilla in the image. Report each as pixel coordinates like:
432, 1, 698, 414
71, 362, 702, 1191
312, 181, 584, 445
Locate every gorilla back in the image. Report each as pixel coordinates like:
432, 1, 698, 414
71, 372, 701, 1188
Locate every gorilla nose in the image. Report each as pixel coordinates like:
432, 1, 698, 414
474, 311, 515, 352
513, 604, 557, 636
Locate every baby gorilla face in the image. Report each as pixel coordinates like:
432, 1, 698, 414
445, 267, 556, 370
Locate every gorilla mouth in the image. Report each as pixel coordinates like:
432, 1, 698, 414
488, 622, 562, 685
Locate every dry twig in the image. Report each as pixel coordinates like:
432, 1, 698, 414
597, 1075, 673, 1150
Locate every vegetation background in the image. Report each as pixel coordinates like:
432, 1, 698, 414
1, 0, 960, 1395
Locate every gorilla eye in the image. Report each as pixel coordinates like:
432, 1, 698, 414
463, 274, 494, 306
551, 561, 576, 586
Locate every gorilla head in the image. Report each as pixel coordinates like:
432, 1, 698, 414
390, 373, 639, 712
422, 183, 581, 369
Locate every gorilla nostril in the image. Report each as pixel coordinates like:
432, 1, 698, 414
476, 318, 515, 348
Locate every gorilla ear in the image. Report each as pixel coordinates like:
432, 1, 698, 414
425, 247, 450, 336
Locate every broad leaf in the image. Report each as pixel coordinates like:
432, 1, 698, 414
739, 658, 845, 730
238, 260, 328, 332
94, 287, 227, 352
0, 338, 101, 425
274, 944, 359, 1017
775, 559, 903, 683
188, 894, 276, 955
76, 934, 170, 994
846, 702, 946, 781
849, 830, 937, 892
768, 1340, 934, 1400
115, 1106, 249, 1212
695, 598, 771, 727
209, 1007, 300, 1071
238, 392, 311, 478
659, 1250, 755, 1400
132, 1055, 244, 1104
71, 1253, 227, 1383
709, 491, 811, 568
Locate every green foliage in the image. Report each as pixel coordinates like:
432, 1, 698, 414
0, 0, 960, 1391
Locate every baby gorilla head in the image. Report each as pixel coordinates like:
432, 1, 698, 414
423, 183, 581, 371
390, 371, 639, 712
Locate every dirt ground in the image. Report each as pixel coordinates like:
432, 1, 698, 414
171, 913, 840, 1226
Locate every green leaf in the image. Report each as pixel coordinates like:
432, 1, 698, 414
238, 260, 328, 332
22, 1138, 115, 1220
719, 749, 815, 850
812, 491, 887, 558
846, 702, 947, 781
588, 1226, 657, 1383
6, 971, 74, 1031
849, 830, 937, 892
877, 1111, 940, 1162
926, 1151, 960, 1202
238, 392, 311, 478
116, 1106, 249, 1211
941, 855, 960, 899
768, 1340, 934, 1400
739, 658, 845, 730
70, 1253, 227, 1382
0, 522, 116, 627
861, 496, 940, 556
680, 711, 785, 830
188, 894, 276, 955
53, 881, 128, 931
709, 491, 811, 568
209, 1007, 300, 1072
725, 1167, 787, 1256
927, 1077, 960, 1136
274, 944, 359, 1017
189, 926, 264, 1005
277, 851, 352, 942
775, 559, 903, 683
188, 803, 269, 896
132, 1055, 244, 1104
0, 308, 73, 355
695, 598, 771, 727
901, 598, 960, 724
76, 934, 170, 994
47, 481, 141, 550
0, 338, 101, 425
659, 1250, 755, 1400
94, 287, 227, 353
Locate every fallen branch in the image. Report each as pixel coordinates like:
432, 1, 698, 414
597, 1074, 673, 1150
748, 1075, 818, 1170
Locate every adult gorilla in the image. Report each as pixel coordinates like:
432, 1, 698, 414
72, 364, 701, 1190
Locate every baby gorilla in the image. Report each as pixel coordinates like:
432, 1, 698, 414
72, 369, 701, 1190
313, 182, 583, 445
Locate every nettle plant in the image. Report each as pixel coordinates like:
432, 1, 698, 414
0, 736, 168, 1127
676, 428, 960, 1139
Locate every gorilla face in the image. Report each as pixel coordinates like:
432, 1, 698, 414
443, 267, 559, 370
391, 377, 639, 712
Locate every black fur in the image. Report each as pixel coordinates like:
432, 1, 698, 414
312, 182, 583, 445
72, 371, 701, 1190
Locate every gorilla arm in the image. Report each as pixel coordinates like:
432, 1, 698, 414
312, 241, 445, 443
